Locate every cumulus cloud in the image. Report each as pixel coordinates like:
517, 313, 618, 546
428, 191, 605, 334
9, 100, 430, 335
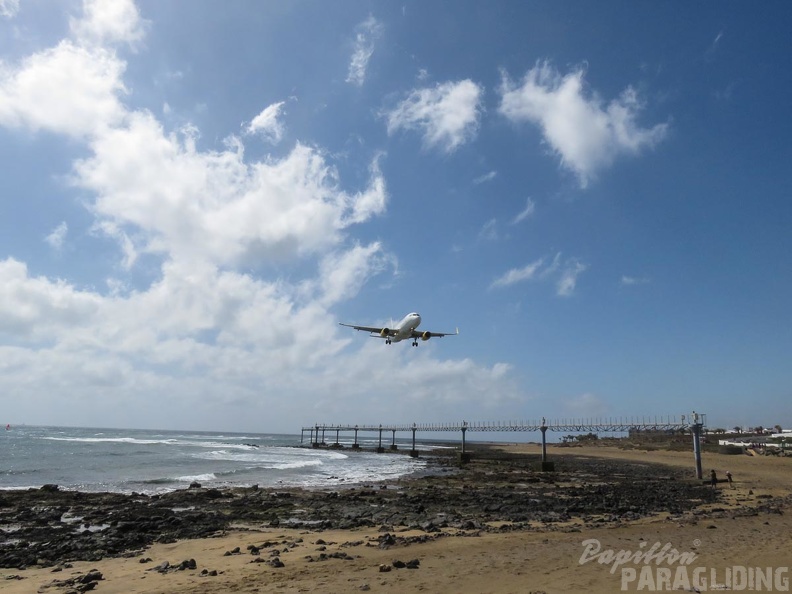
385, 79, 483, 153
45, 222, 69, 251
246, 101, 285, 143
70, 0, 147, 46
491, 253, 587, 297
310, 242, 394, 307
346, 16, 382, 87
499, 62, 669, 187
73, 113, 388, 268
0, 41, 128, 138
0, 258, 102, 340
0, 0, 519, 431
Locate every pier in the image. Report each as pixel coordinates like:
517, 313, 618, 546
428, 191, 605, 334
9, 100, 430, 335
301, 413, 707, 478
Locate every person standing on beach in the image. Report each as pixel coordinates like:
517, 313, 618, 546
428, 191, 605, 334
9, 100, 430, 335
726, 470, 733, 488
710, 469, 718, 489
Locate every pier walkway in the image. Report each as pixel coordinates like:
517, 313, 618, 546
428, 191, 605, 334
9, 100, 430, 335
301, 413, 708, 477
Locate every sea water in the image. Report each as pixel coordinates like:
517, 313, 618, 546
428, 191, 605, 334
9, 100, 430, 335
0, 425, 434, 494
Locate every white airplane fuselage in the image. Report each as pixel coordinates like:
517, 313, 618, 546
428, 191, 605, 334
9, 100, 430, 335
389, 312, 421, 343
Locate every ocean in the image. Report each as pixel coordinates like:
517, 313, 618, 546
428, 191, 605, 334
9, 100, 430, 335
0, 425, 436, 494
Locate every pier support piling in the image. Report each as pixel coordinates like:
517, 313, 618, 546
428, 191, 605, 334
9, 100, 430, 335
458, 421, 472, 463
376, 425, 385, 453
540, 419, 554, 471
409, 423, 419, 458
692, 412, 703, 480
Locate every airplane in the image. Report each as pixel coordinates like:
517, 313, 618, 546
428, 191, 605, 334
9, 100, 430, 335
339, 312, 459, 347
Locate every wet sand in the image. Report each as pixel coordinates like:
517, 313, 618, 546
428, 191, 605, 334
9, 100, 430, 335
2, 444, 790, 593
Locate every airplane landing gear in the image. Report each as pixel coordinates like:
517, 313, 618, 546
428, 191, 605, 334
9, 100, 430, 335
412, 340, 418, 347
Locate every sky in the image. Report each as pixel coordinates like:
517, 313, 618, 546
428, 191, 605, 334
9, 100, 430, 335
1, 0, 790, 435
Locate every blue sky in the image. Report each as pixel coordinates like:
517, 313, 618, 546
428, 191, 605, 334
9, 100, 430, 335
1, 0, 790, 434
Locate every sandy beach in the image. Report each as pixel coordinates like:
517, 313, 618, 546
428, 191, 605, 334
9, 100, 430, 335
2, 444, 790, 593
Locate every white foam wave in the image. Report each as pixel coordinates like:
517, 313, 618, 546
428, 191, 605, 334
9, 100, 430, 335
270, 460, 323, 470
41, 437, 179, 445
177, 474, 217, 482
193, 446, 347, 464
39, 436, 259, 450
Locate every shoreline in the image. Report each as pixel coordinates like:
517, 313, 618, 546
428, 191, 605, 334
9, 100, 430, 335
2, 444, 790, 593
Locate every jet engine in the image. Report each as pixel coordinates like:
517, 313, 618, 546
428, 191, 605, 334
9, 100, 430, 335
380, 328, 391, 338
421, 331, 432, 341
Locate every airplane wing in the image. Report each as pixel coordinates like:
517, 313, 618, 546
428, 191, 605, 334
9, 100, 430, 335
339, 323, 395, 337
409, 328, 459, 339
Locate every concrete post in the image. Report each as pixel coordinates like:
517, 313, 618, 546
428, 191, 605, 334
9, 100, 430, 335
459, 421, 471, 463
540, 418, 554, 471
692, 412, 703, 480
410, 423, 419, 458
541, 424, 548, 463
376, 424, 384, 453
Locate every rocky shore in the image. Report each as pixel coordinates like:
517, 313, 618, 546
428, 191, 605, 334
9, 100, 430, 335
0, 445, 737, 571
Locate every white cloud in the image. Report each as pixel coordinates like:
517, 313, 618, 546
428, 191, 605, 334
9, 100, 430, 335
490, 257, 545, 289
473, 171, 497, 184
346, 16, 382, 87
491, 253, 587, 296
621, 275, 650, 286
73, 113, 387, 268
478, 218, 498, 242
0, 41, 128, 138
556, 258, 587, 297
385, 79, 483, 153
499, 62, 669, 187
45, 222, 69, 250
247, 101, 286, 144
70, 0, 147, 47
512, 197, 535, 224
705, 31, 724, 61
310, 242, 395, 307
0, 2, 522, 432
0, 258, 102, 340
0, 0, 19, 19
